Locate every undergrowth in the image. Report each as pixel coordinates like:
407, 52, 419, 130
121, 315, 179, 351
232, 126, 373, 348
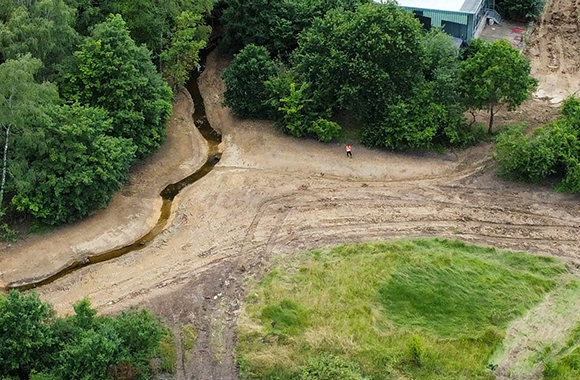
237, 238, 567, 380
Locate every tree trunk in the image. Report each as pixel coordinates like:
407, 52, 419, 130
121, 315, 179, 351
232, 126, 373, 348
488, 103, 495, 134
0, 125, 10, 211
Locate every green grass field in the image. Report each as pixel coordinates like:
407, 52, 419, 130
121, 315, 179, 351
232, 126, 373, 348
237, 239, 570, 380
543, 311, 580, 380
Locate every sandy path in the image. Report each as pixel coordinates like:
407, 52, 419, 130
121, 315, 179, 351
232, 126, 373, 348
1, 9, 580, 375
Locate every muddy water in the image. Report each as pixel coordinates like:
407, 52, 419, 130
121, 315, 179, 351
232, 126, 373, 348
6, 63, 222, 292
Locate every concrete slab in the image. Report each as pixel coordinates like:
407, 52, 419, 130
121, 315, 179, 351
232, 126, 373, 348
479, 19, 528, 50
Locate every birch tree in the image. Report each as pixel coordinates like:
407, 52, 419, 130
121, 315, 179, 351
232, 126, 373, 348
0, 55, 58, 214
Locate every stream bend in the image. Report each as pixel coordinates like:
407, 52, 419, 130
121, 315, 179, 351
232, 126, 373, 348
5, 65, 221, 292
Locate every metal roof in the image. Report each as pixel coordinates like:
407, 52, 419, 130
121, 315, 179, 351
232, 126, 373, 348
374, 0, 483, 14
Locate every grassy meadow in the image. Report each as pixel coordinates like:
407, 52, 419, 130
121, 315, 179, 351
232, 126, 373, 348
237, 239, 571, 380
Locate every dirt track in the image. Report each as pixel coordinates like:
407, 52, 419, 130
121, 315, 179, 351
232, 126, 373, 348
1, 1, 580, 378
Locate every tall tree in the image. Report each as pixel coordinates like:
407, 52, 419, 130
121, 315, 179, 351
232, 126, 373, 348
75, 0, 216, 63
221, 44, 277, 118
10, 105, 136, 225
0, 55, 59, 214
221, 0, 368, 57
161, 10, 211, 89
0, 0, 80, 80
293, 2, 425, 124
461, 39, 537, 133
65, 14, 173, 158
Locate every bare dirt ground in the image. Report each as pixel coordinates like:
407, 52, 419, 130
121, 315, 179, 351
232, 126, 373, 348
525, 0, 580, 102
1, 1, 580, 378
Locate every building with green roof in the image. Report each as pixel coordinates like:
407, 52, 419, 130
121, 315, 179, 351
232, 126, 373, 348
375, 0, 500, 42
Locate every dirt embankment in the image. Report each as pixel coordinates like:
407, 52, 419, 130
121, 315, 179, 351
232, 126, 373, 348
0, 88, 208, 289
525, 0, 580, 101
0, 47, 574, 379
1, 2, 580, 377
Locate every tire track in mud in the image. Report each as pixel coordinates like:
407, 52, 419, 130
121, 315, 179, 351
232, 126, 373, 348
231, 175, 580, 265
177, 167, 580, 379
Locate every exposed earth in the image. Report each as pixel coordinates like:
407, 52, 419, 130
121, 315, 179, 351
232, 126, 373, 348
525, 0, 580, 102
1, 1, 580, 379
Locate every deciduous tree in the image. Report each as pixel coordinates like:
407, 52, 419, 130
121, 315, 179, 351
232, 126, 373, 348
293, 2, 425, 124
161, 10, 211, 89
0, 55, 59, 215
0, 291, 55, 379
10, 105, 136, 225
221, 44, 277, 118
65, 14, 173, 158
461, 39, 537, 133
0, 0, 80, 80
221, 0, 368, 57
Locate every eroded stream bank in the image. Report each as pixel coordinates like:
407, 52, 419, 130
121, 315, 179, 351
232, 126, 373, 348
4, 59, 221, 292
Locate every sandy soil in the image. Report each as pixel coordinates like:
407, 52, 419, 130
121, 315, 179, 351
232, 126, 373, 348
1, 2, 580, 378
525, 0, 580, 102
0, 88, 208, 288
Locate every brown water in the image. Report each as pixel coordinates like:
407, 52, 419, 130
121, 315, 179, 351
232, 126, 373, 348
6, 60, 222, 292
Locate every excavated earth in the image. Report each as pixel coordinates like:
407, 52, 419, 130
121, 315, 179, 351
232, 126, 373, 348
1, 1, 580, 378
525, 0, 580, 102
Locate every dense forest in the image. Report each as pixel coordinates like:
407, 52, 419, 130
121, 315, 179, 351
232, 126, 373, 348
0, 0, 569, 235
220, 1, 537, 146
0, 0, 214, 233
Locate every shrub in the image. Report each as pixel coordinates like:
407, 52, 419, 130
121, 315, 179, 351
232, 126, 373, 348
309, 119, 342, 142
275, 82, 313, 138
495, 97, 580, 193
0, 292, 167, 380
0, 291, 55, 378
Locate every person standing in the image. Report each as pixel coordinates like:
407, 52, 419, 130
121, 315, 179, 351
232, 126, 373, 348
346, 145, 352, 158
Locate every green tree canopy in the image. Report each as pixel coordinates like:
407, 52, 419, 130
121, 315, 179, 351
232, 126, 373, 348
65, 14, 173, 158
220, 2, 479, 149
0, 0, 80, 80
108, 0, 215, 61
0, 55, 59, 214
221, 44, 277, 118
161, 10, 212, 89
460, 39, 538, 133
0, 291, 55, 379
221, 0, 368, 57
293, 2, 425, 124
10, 105, 136, 225
0, 292, 167, 380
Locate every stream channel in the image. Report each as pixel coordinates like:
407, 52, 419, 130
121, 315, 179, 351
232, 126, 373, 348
6, 58, 222, 292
